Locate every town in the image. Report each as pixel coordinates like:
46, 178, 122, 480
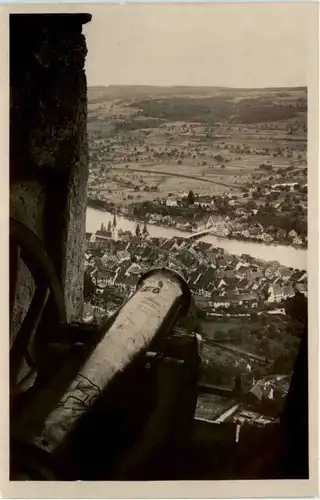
88, 181, 307, 247
84, 85, 307, 428
83, 216, 307, 425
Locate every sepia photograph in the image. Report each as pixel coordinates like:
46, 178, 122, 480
5, 1, 319, 495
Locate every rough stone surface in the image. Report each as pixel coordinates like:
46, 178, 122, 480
10, 14, 91, 339
10, 182, 46, 340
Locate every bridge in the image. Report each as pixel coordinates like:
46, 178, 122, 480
186, 228, 216, 241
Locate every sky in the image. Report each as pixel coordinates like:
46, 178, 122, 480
83, 3, 312, 89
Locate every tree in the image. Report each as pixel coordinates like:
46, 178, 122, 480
142, 223, 149, 236
136, 224, 141, 238
215, 154, 224, 162
234, 374, 242, 394
271, 354, 293, 375
84, 273, 95, 300
285, 292, 307, 325
107, 221, 112, 233
187, 190, 195, 205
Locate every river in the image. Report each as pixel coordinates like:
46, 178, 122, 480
86, 207, 307, 270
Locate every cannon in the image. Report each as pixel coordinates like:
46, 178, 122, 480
10, 229, 200, 480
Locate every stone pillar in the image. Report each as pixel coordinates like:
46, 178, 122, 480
10, 13, 92, 338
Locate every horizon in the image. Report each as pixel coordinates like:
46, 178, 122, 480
88, 83, 307, 90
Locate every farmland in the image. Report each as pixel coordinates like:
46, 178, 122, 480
87, 85, 307, 209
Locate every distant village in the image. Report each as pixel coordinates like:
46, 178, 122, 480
88, 176, 307, 248
87, 114, 307, 249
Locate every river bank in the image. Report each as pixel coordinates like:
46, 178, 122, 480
86, 206, 307, 270
87, 198, 306, 250
216, 232, 306, 251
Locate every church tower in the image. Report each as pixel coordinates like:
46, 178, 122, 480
142, 222, 149, 239
112, 212, 118, 241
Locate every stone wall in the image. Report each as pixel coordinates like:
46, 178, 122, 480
10, 13, 91, 338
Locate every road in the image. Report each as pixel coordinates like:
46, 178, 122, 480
204, 338, 267, 364
214, 403, 240, 423
92, 167, 237, 189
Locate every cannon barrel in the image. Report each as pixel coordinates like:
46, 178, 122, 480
11, 268, 197, 479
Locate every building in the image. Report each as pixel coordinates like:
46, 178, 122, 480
267, 284, 295, 302
296, 282, 308, 297
83, 303, 94, 323
212, 221, 230, 237
166, 196, 178, 207
267, 284, 283, 303
288, 229, 298, 240
282, 286, 295, 299
194, 196, 215, 208
293, 235, 303, 245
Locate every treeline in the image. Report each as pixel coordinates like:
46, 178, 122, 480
87, 197, 115, 211
132, 200, 207, 220
250, 212, 307, 238
114, 118, 164, 133
132, 96, 306, 124
237, 105, 305, 124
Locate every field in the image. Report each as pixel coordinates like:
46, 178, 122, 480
201, 317, 252, 339
87, 85, 307, 207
